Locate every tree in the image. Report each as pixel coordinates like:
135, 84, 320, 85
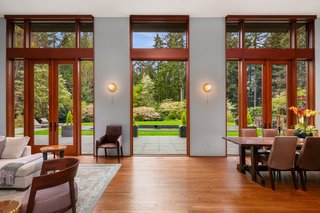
140, 74, 156, 107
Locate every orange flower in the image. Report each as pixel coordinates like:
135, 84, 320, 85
289, 106, 298, 115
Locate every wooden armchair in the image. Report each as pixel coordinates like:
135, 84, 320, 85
96, 125, 123, 163
21, 158, 79, 213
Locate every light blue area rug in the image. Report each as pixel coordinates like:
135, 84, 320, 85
0, 164, 121, 213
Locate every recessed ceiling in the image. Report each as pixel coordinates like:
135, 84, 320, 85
1, 0, 320, 18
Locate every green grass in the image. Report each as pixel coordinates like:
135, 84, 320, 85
34, 127, 93, 136
136, 120, 182, 125
138, 129, 179, 136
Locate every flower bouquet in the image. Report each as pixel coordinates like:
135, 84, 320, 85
289, 106, 319, 138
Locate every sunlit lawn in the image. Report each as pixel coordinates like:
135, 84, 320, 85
136, 120, 182, 125
136, 120, 181, 136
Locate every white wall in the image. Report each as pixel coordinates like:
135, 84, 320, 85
0, 18, 6, 135
94, 18, 130, 156
315, 19, 320, 128
189, 18, 226, 156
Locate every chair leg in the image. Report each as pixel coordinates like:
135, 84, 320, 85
96, 147, 98, 163
277, 171, 281, 181
117, 146, 120, 163
291, 169, 298, 190
104, 148, 107, 157
121, 146, 124, 157
304, 171, 307, 182
69, 180, 76, 213
269, 168, 275, 190
299, 170, 306, 191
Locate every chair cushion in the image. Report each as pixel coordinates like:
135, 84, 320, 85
21, 182, 78, 213
0, 136, 6, 157
100, 143, 117, 148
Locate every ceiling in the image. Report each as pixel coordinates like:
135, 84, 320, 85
1, 0, 320, 18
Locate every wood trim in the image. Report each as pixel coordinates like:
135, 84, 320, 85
6, 60, 14, 136
226, 15, 317, 22
130, 15, 189, 23
290, 21, 297, 49
131, 49, 188, 61
130, 61, 133, 156
186, 18, 190, 156
4, 15, 93, 21
24, 21, 30, 48
226, 48, 314, 60
75, 21, 80, 49
24, 59, 30, 137
308, 60, 316, 125
7, 48, 94, 60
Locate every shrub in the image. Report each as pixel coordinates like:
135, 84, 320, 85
160, 100, 186, 120
133, 107, 161, 121
181, 111, 187, 126
81, 103, 93, 122
65, 111, 73, 125
247, 111, 253, 125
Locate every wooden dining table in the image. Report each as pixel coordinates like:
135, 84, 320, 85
222, 136, 304, 186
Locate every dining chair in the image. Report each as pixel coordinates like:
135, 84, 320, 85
21, 158, 79, 213
296, 137, 320, 190
258, 136, 298, 190
96, 125, 123, 163
283, 128, 295, 136
240, 128, 258, 137
262, 129, 278, 137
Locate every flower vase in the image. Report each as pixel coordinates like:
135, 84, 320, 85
294, 131, 312, 138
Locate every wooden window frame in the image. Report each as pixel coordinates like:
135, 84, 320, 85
225, 15, 316, 146
5, 15, 94, 156
130, 15, 190, 156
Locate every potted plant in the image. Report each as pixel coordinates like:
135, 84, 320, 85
289, 106, 319, 138
179, 111, 187, 138
61, 111, 73, 137
133, 117, 138, 137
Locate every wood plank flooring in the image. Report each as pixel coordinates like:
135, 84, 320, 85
77, 156, 320, 212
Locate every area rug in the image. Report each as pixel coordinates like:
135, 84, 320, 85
0, 164, 121, 213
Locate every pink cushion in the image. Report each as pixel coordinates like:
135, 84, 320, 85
21, 182, 78, 213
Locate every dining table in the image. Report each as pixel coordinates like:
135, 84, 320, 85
222, 136, 304, 186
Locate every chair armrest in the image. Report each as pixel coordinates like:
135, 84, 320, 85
117, 135, 123, 147
21, 146, 32, 157
96, 135, 108, 147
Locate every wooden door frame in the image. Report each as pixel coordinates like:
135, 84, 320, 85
239, 60, 294, 133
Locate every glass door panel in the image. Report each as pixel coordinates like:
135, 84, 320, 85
271, 64, 287, 129
33, 63, 50, 145
57, 64, 74, 146
246, 64, 263, 129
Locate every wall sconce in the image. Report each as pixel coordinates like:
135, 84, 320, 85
107, 82, 117, 103
107, 82, 117, 93
203, 83, 212, 104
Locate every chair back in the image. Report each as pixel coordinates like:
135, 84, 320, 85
283, 128, 295, 136
240, 128, 258, 137
297, 137, 320, 171
262, 129, 278, 137
106, 125, 122, 142
268, 136, 297, 170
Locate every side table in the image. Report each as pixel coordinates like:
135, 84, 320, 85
40, 145, 67, 160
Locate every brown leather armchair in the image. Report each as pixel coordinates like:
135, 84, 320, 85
96, 125, 123, 163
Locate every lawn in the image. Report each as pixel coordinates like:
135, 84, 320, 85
136, 120, 182, 125
138, 129, 179, 136
227, 128, 263, 136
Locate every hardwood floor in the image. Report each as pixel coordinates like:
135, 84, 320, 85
77, 156, 320, 212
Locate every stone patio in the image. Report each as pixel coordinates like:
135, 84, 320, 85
133, 136, 186, 155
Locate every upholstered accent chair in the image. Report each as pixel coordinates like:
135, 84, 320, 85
96, 125, 123, 163
258, 136, 298, 190
21, 158, 79, 213
262, 129, 278, 137
296, 137, 320, 190
283, 128, 295, 136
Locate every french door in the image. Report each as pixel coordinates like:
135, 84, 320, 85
28, 60, 79, 155
239, 60, 293, 131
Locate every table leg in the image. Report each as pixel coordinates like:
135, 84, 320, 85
251, 146, 265, 186
60, 150, 65, 158
237, 145, 246, 173
42, 152, 48, 161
